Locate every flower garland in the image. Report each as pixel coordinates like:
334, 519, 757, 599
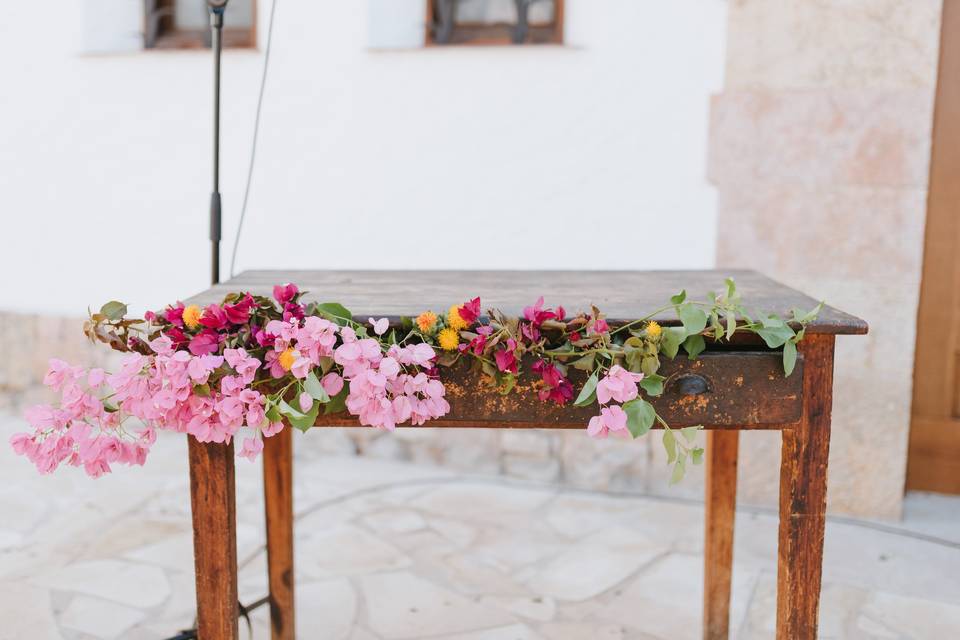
10, 279, 820, 482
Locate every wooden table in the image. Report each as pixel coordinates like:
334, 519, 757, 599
184, 270, 867, 640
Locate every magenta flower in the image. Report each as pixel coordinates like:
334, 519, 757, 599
494, 339, 519, 374
273, 283, 299, 306
532, 359, 574, 405
457, 297, 482, 324
188, 330, 220, 356
163, 302, 185, 327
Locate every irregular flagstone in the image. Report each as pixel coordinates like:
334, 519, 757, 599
362, 509, 428, 535
31, 559, 170, 609
481, 595, 556, 622
297, 579, 358, 640
412, 483, 556, 522
59, 595, 147, 639
360, 571, 513, 639
598, 553, 756, 639
525, 527, 665, 601
432, 623, 543, 640
538, 622, 630, 639
0, 582, 61, 640
861, 591, 960, 639
298, 524, 411, 579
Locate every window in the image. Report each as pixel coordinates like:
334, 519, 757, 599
427, 0, 563, 46
144, 0, 256, 49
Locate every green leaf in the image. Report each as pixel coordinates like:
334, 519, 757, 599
324, 382, 349, 414
663, 429, 677, 464
638, 373, 665, 397
724, 313, 737, 340
677, 304, 708, 336
571, 353, 596, 372
99, 301, 128, 321
640, 355, 660, 376
574, 372, 599, 407
725, 277, 737, 301
683, 334, 706, 359
670, 452, 687, 484
193, 383, 211, 397
313, 302, 353, 326
304, 371, 330, 403
670, 289, 687, 305
691, 447, 704, 465
265, 400, 282, 423
756, 324, 795, 349
660, 327, 686, 359
680, 425, 700, 443
498, 372, 517, 395
783, 340, 798, 376
279, 399, 319, 432
623, 398, 656, 438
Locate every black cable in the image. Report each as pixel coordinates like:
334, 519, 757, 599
229, 0, 279, 279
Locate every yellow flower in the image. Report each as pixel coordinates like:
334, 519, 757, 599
416, 311, 438, 333
646, 321, 662, 338
183, 304, 202, 329
278, 347, 297, 371
437, 328, 460, 351
447, 305, 468, 331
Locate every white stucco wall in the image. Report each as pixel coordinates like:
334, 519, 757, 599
0, 0, 726, 316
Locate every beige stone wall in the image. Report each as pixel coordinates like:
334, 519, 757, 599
711, 0, 943, 518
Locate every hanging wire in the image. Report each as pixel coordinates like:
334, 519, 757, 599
229, 0, 279, 279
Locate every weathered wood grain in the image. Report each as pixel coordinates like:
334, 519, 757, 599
186, 270, 868, 335
313, 351, 804, 429
703, 430, 739, 640
776, 335, 834, 639
263, 427, 295, 640
188, 438, 239, 640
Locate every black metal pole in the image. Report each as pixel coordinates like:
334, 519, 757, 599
209, 1, 227, 285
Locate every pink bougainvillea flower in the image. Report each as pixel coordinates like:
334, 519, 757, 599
523, 296, 557, 326
188, 330, 221, 356
273, 283, 299, 306
457, 297, 482, 325
263, 421, 284, 437
596, 365, 644, 405
239, 437, 264, 461
368, 317, 389, 336
322, 372, 344, 397
298, 391, 313, 413
589, 317, 610, 335
587, 405, 629, 438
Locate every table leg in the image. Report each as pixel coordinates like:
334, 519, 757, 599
263, 426, 295, 640
776, 334, 835, 639
188, 438, 239, 640
703, 429, 739, 640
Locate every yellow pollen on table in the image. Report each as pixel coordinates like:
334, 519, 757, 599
438, 328, 460, 351
278, 348, 297, 371
183, 305, 202, 329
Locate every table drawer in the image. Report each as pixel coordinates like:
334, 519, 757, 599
318, 351, 803, 429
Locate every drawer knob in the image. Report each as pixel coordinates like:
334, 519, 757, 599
676, 374, 709, 396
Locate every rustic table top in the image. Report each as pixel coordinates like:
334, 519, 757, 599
186, 270, 867, 335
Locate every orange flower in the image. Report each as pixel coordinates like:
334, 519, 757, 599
182, 305, 202, 329
416, 311, 438, 334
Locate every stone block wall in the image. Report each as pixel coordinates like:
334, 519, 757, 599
710, 0, 943, 518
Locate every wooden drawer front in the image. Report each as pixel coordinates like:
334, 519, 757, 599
317, 351, 803, 429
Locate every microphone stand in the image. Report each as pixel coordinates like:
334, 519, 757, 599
208, 0, 228, 285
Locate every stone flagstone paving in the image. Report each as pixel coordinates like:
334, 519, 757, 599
1, 416, 959, 640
